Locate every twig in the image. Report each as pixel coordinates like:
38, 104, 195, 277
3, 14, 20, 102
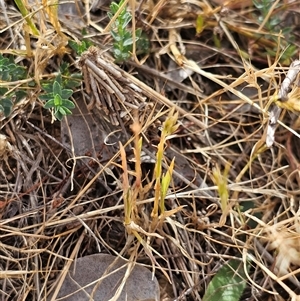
266, 60, 300, 147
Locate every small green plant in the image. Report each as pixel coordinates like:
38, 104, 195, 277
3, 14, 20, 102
252, 0, 296, 63
68, 39, 93, 56
108, 0, 149, 63
118, 111, 181, 281
58, 62, 82, 89
40, 73, 75, 121
0, 55, 27, 82
0, 53, 79, 120
253, 0, 281, 31
152, 108, 179, 219
40, 62, 81, 121
0, 54, 29, 117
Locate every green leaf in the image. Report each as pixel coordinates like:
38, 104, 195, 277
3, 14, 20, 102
59, 62, 82, 88
122, 12, 132, 29
60, 106, 72, 115
111, 30, 122, 42
110, 2, 120, 14
202, 259, 249, 301
54, 94, 63, 106
41, 82, 53, 93
269, 17, 280, 28
113, 47, 122, 57
15, 90, 27, 103
107, 11, 114, 20
108, 0, 149, 63
123, 36, 133, 46
252, 0, 264, 10
68, 40, 80, 54
1, 71, 10, 81
0, 55, 8, 66
68, 39, 93, 56
64, 74, 82, 89
135, 28, 142, 39
61, 99, 75, 109
61, 89, 73, 99
55, 110, 64, 121
44, 99, 55, 109
58, 106, 67, 115
0, 55, 27, 81
0, 87, 9, 96
53, 80, 62, 96
55, 73, 63, 86
42, 71, 75, 119
11, 64, 27, 81
39, 93, 54, 101
0, 98, 14, 117
60, 61, 69, 74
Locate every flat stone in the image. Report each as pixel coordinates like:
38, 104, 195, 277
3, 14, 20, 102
53, 253, 160, 301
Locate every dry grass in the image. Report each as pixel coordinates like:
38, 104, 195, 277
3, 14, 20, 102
1, 0, 300, 300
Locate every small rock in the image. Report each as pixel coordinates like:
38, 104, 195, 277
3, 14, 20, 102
52, 253, 160, 301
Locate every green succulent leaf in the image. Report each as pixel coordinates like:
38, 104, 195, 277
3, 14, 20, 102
61, 89, 73, 99
53, 81, 62, 96
110, 2, 120, 14
60, 106, 72, 115
61, 99, 75, 109
111, 30, 122, 42
122, 12, 132, 29
123, 37, 134, 47
39, 93, 53, 101
107, 11, 114, 20
44, 99, 55, 109
55, 110, 64, 121
55, 93, 64, 107
58, 106, 67, 115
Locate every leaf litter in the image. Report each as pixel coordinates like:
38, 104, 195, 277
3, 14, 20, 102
1, 0, 300, 301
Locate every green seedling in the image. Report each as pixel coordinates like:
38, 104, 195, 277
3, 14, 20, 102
68, 39, 93, 56
152, 108, 179, 219
58, 62, 82, 89
252, 0, 296, 63
108, 0, 149, 63
40, 73, 75, 121
0, 54, 29, 117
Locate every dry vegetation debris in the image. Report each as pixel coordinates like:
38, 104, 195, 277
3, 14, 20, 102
1, 0, 300, 300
